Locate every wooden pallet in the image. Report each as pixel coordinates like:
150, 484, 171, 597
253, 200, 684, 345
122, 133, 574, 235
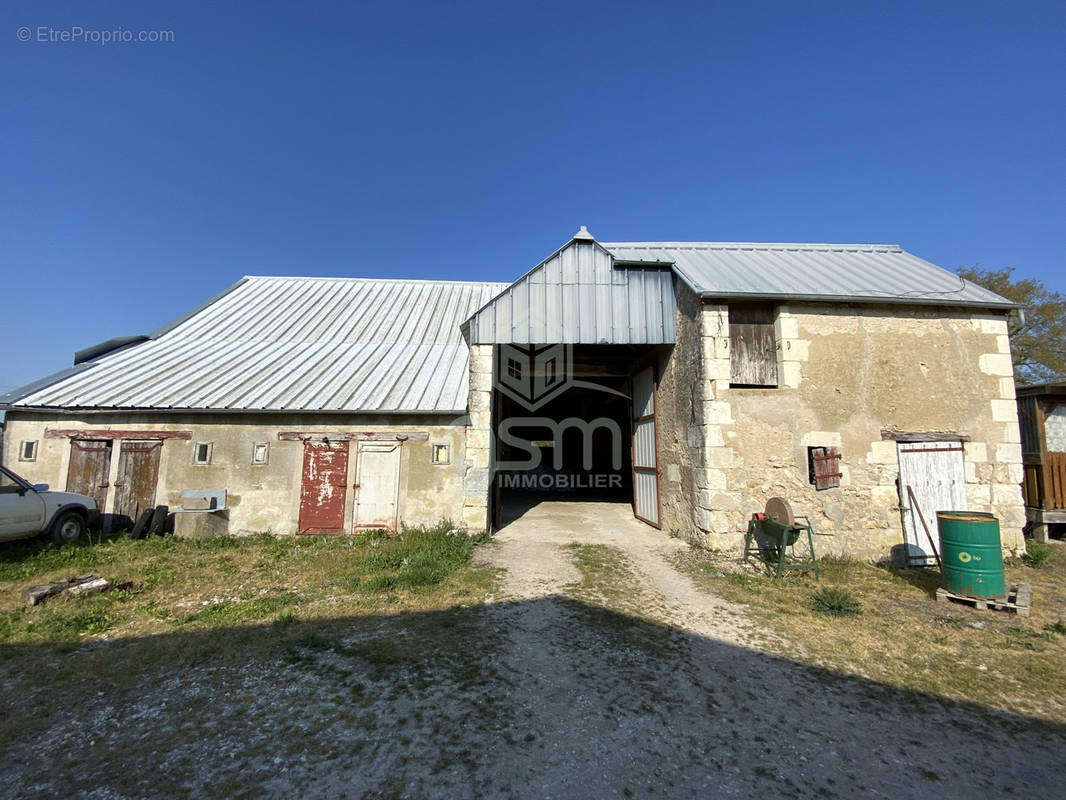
935, 583, 1031, 617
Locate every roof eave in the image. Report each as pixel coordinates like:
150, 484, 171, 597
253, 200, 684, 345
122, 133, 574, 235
696, 290, 1018, 310
0, 404, 469, 416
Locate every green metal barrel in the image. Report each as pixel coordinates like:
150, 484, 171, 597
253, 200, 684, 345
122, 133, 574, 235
936, 511, 1006, 599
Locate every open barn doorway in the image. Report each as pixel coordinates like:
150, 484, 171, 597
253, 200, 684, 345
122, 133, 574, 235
491, 344, 666, 530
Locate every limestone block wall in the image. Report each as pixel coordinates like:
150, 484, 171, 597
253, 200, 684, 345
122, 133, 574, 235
1, 410, 470, 535
690, 304, 1026, 559
654, 285, 702, 534
462, 344, 494, 532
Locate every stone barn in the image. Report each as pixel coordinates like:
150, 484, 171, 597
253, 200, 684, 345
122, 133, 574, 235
0, 227, 1026, 558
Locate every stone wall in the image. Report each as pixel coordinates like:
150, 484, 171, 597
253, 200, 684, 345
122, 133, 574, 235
691, 303, 1026, 559
655, 284, 703, 534
1, 410, 469, 535
462, 344, 494, 532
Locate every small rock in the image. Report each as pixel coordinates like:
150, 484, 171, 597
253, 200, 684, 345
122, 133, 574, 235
969, 621, 986, 630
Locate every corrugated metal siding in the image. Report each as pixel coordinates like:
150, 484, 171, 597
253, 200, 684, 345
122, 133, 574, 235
11, 277, 508, 413
601, 242, 1013, 309
467, 240, 676, 344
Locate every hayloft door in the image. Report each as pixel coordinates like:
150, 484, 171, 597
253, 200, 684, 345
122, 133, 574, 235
632, 365, 661, 527
354, 442, 401, 531
897, 441, 966, 566
298, 440, 350, 534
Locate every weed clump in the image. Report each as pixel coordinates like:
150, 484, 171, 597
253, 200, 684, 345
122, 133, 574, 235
1023, 541, 1055, 569
812, 587, 862, 617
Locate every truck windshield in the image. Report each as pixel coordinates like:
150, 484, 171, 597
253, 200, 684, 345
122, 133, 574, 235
0, 467, 29, 493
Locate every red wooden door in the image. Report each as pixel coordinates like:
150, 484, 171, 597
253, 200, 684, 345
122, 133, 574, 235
66, 439, 113, 512
298, 441, 350, 534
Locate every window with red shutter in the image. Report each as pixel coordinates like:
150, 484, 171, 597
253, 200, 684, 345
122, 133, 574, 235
808, 446, 842, 490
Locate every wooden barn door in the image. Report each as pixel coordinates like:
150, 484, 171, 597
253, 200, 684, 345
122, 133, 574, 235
898, 441, 966, 566
114, 440, 162, 529
632, 365, 661, 527
353, 442, 401, 531
298, 440, 350, 534
66, 439, 113, 512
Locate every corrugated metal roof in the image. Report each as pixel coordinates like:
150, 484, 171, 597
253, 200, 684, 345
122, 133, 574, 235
601, 242, 1014, 309
5, 277, 508, 413
466, 238, 676, 345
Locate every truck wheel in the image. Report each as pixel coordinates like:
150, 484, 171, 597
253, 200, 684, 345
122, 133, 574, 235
50, 510, 87, 543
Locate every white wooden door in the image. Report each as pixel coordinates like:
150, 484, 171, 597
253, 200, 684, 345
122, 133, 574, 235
897, 441, 966, 565
632, 366, 661, 527
354, 442, 402, 531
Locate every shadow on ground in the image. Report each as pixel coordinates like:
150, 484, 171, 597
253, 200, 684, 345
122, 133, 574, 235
1, 596, 1063, 799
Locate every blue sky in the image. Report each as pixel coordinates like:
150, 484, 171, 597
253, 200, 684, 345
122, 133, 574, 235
1, 0, 1064, 394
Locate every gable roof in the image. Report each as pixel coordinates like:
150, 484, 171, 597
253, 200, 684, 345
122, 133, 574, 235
2, 276, 507, 413
601, 242, 1014, 309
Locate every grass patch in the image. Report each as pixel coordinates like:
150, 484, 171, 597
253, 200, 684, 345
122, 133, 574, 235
0, 521, 493, 649
677, 540, 1066, 723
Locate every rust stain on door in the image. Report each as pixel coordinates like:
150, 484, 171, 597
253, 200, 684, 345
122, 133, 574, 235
114, 440, 162, 529
299, 440, 350, 534
66, 439, 113, 512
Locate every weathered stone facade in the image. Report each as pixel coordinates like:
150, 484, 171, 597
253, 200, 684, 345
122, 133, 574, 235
684, 303, 1025, 558
1, 411, 470, 535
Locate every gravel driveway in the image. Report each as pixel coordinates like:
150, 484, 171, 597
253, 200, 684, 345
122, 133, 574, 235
2, 500, 1063, 798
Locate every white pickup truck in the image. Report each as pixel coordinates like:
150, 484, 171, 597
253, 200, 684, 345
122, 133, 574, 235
0, 465, 99, 544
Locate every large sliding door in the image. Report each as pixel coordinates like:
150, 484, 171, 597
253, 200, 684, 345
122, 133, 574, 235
632, 365, 661, 527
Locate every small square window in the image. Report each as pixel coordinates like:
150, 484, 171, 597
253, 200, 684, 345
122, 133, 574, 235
19, 441, 38, 462
193, 442, 213, 465
431, 444, 450, 465
251, 442, 269, 465
507, 358, 523, 380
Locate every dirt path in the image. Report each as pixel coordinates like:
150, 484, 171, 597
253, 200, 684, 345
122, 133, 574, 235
3, 504, 1064, 798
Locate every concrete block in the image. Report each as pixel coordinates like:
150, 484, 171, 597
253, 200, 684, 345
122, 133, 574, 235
703, 401, 733, 425
867, 440, 898, 465
461, 504, 488, 533
468, 390, 491, 412
966, 484, 991, 508
995, 443, 1022, 464
695, 468, 728, 491
991, 483, 1024, 506
1001, 422, 1021, 444
990, 398, 1019, 423
996, 334, 1011, 355
703, 425, 725, 448
173, 510, 229, 540
467, 428, 492, 451
781, 339, 810, 361
695, 507, 713, 532
978, 353, 1013, 377
801, 431, 843, 448
780, 361, 802, 388
978, 317, 1009, 335
999, 377, 1017, 400
705, 447, 734, 468
775, 316, 799, 340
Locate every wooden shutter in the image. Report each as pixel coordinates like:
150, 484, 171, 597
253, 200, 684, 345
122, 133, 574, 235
729, 305, 778, 387
810, 446, 842, 490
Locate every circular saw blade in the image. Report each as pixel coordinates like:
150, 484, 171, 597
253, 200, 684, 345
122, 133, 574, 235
765, 496, 795, 527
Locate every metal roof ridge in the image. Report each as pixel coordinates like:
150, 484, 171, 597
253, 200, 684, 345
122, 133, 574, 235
600, 242, 903, 252
241, 275, 510, 286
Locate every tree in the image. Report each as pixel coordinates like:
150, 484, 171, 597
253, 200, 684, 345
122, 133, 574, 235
958, 267, 1066, 386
